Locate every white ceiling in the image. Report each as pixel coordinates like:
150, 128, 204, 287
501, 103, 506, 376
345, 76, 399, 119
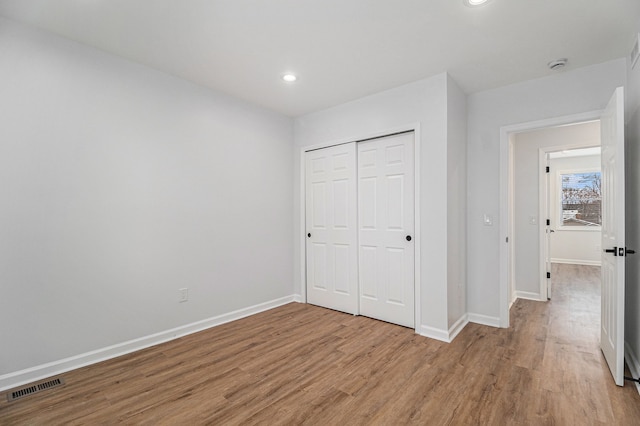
1, 1, 639, 117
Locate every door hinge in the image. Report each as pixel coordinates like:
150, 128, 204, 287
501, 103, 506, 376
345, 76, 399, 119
546, 219, 550, 226
547, 272, 551, 279
546, 166, 550, 173
625, 376, 640, 383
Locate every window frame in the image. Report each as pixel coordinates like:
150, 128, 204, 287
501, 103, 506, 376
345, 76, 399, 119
555, 167, 602, 231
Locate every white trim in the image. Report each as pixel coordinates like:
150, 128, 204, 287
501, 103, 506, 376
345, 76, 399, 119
509, 290, 517, 308
418, 315, 469, 343
414, 124, 422, 334
467, 313, 502, 328
299, 148, 307, 304
299, 123, 422, 333
499, 128, 510, 328
418, 325, 451, 342
447, 314, 469, 342
500, 111, 603, 329
514, 291, 545, 301
0, 295, 297, 392
539, 148, 549, 302
551, 258, 601, 266
625, 341, 640, 395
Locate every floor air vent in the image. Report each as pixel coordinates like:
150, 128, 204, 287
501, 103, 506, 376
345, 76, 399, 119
7, 377, 65, 402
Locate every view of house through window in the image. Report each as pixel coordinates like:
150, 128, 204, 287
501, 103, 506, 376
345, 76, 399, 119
560, 171, 601, 227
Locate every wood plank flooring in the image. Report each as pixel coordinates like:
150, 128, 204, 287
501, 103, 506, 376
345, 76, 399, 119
2, 264, 640, 424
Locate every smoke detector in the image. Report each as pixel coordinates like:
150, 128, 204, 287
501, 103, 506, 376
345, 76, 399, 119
548, 58, 568, 71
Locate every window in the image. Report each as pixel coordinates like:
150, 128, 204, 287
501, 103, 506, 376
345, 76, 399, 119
560, 171, 601, 227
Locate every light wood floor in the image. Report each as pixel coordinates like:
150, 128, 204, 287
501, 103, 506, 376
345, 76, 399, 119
2, 264, 640, 425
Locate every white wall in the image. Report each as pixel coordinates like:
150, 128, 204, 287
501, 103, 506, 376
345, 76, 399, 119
294, 73, 454, 338
625, 19, 640, 382
467, 59, 627, 322
446, 75, 467, 329
0, 18, 294, 387
549, 154, 601, 266
512, 124, 601, 296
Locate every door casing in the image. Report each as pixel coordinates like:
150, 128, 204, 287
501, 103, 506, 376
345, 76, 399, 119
500, 110, 603, 328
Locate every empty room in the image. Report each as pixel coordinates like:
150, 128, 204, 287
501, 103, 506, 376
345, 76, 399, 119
2, 1, 640, 424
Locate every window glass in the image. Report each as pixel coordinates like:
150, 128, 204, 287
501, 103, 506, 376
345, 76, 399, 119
560, 172, 601, 227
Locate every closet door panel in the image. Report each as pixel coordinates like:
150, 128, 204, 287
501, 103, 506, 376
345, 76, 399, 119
305, 143, 358, 314
358, 133, 415, 328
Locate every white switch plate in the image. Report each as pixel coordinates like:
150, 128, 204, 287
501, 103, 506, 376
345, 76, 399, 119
529, 216, 537, 225
483, 214, 493, 226
179, 288, 189, 303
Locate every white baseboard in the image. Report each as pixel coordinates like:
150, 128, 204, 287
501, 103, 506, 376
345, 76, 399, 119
292, 294, 304, 303
515, 290, 545, 301
625, 341, 640, 395
447, 314, 469, 342
418, 324, 450, 342
551, 258, 601, 266
467, 313, 501, 328
0, 295, 298, 392
418, 315, 469, 343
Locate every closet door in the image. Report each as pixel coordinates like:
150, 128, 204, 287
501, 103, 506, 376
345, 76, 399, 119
305, 143, 358, 314
358, 133, 415, 328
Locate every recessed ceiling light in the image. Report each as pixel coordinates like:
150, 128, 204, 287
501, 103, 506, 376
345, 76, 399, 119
464, 0, 489, 6
282, 74, 297, 82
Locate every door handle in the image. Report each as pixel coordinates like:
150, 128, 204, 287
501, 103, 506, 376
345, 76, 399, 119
307, 233, 311, 238
626, 248, 636, 256
406, 235, 412, 242
605, 247, 617, 256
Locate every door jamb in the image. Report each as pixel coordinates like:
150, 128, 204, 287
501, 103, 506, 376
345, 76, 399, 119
499, 111, 602, 328
299, 123, 421, 332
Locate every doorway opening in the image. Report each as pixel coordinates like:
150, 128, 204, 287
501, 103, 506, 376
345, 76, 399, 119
544, 145, 602, 300
500, 86, 626, 387
499, 110, 603, 327
503, 117, 602, 312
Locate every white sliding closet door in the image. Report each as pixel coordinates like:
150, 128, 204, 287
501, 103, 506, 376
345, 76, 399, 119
305, 143, 358, 314
358, 133, 415, 328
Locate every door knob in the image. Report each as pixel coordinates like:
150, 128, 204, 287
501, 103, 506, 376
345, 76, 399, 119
605, 247, 617, 256
626, 248, 636, 256
307, 233, 311, 238
406, 235, 412, 241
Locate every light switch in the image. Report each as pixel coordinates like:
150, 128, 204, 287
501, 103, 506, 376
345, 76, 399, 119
529, 216, 537, 225
483, 214, 493, 226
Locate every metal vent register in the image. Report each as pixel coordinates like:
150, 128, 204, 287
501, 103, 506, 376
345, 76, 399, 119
7, 378, 65, 402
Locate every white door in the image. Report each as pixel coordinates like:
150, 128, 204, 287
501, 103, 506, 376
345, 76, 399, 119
305, 143, 359, 314
544, 154, 552, 300
358, 132, 415, 328
600, 87, 625, 386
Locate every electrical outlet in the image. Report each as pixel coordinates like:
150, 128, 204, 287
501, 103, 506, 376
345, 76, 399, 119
179, 288, 189, 303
